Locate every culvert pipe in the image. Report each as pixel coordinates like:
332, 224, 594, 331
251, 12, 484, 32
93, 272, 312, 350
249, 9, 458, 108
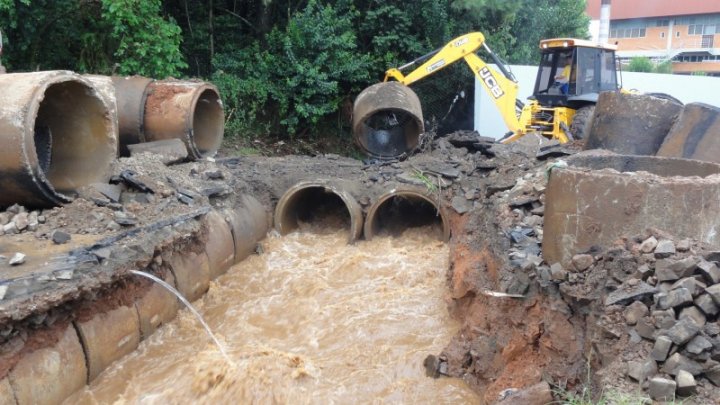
112, 75, 154, 156
274, 180, 364, 243
85, 75, 120, 153
543, 152, 720, 266
225, 194, 269, 263
143, 80, 224, 159
0, 71, 117, 207
353, 82, 424, 159
364, 188, 450, 242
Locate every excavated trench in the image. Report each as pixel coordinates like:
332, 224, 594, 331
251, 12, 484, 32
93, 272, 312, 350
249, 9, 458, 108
4, 126, 720, 404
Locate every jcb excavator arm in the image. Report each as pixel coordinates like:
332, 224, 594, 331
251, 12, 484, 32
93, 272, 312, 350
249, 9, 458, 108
383, 32, 523, 136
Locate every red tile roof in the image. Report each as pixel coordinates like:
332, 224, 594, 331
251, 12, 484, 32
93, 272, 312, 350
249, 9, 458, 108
586, 0, 720, 20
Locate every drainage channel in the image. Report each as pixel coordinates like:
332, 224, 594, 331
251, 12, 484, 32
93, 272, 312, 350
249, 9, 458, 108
63, 221, 477, 403
0, 177, 469, 404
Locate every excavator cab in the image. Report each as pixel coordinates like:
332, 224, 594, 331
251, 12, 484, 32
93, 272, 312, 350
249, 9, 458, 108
532, 39, 619, 108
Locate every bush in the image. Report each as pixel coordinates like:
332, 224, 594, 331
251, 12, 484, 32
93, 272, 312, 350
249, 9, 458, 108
627, 57, 653, 73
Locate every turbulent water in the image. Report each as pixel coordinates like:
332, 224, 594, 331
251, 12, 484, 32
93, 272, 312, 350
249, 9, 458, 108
64, 225, 478, 404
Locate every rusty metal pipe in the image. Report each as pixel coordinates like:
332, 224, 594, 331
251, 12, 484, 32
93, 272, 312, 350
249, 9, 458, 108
352, 82, 424, 159
112, 76, 154, 156
364, 188, 450, 241
143, 80, 224, 159
0, 71, 117, 207
274, 180, 364, 243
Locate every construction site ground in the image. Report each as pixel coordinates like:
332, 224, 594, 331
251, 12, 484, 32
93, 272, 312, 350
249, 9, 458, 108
1, 130, 720, 404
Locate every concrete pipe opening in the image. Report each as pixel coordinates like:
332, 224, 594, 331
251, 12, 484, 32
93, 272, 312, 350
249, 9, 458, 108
274, 181, 363, 242
364, 189, 450, 242
0, 71, 116, 207
144, 81, 224, 160
352, 82, 424, 159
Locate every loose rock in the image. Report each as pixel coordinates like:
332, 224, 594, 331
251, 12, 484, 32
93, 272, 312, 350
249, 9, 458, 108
675, 370, 697, 397
51, 230, 71, 245
624, 301, 649, 325
663, 318, 701, 346
651, 336, 673, 361
9, 252, 26, 266
654, 239, 676, 258
648, 377, 676, 401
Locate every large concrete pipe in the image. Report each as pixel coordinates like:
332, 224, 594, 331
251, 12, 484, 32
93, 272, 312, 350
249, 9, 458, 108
543, 152, 720, 266
584, 92, 683, 156
657, 103, 720, 164
144, 80, 224, 159
225, 195, 269, 263
0, 71, 117, 207
353, 82, 424, 159
274, 180, 364, 243
85, 75, 120, 154
112, 76, 154, 156
364, 188, 450, 241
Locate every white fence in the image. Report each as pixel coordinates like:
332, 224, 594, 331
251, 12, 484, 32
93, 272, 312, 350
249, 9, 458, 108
474, 65, 720, 139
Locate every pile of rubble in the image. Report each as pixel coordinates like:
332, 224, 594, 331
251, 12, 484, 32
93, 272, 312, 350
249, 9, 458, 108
571, 234, 720, 401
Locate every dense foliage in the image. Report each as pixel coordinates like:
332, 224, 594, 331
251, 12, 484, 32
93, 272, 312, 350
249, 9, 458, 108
0, 0, 590, 139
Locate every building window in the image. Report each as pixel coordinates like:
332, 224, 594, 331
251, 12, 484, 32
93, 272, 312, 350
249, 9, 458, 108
656, 19, 670, 27
677, 31, 681, 38
611, 27, 647, 39
661, 32, 665, 38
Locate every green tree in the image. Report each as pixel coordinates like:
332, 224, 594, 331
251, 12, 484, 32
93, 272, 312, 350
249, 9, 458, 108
508, 0, 590, 64
627, 56, 654, 72
101, 0, 187, 77
214, 0, 371, 137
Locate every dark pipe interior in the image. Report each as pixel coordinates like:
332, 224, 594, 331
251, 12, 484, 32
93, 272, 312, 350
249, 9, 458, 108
35, 81, 113, 193
370, 195, 443, 239
359, 109, 421, 158
192, 89, 224, 156
280, 187, 351, 234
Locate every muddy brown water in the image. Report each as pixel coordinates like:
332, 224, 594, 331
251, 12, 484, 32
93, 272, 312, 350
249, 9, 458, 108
63, 223, 478, 404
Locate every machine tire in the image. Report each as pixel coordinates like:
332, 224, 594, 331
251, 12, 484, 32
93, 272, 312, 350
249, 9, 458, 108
570, 105, 595, 140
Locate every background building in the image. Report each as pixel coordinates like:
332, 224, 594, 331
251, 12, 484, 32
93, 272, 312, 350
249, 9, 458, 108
586, 0, 720, 75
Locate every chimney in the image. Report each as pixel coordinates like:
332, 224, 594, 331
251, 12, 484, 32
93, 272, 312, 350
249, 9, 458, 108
599, 0, 612, 44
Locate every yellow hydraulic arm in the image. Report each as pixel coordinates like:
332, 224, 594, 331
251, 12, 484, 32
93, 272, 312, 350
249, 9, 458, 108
383, 32, 524, 136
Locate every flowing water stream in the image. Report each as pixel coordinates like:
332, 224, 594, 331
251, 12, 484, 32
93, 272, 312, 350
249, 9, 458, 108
64, 225, 478, 404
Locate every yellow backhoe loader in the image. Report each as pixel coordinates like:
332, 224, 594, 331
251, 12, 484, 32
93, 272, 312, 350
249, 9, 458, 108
352, 32, 621, 157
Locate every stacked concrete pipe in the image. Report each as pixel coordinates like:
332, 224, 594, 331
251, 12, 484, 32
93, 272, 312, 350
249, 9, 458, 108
111, 76, 154, 156
0, 201, 268, 405
111, 77, 225, 160
0, 71, 117, 207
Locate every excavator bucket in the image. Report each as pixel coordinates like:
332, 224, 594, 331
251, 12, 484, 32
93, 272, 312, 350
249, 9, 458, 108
352, 82, 424, 159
